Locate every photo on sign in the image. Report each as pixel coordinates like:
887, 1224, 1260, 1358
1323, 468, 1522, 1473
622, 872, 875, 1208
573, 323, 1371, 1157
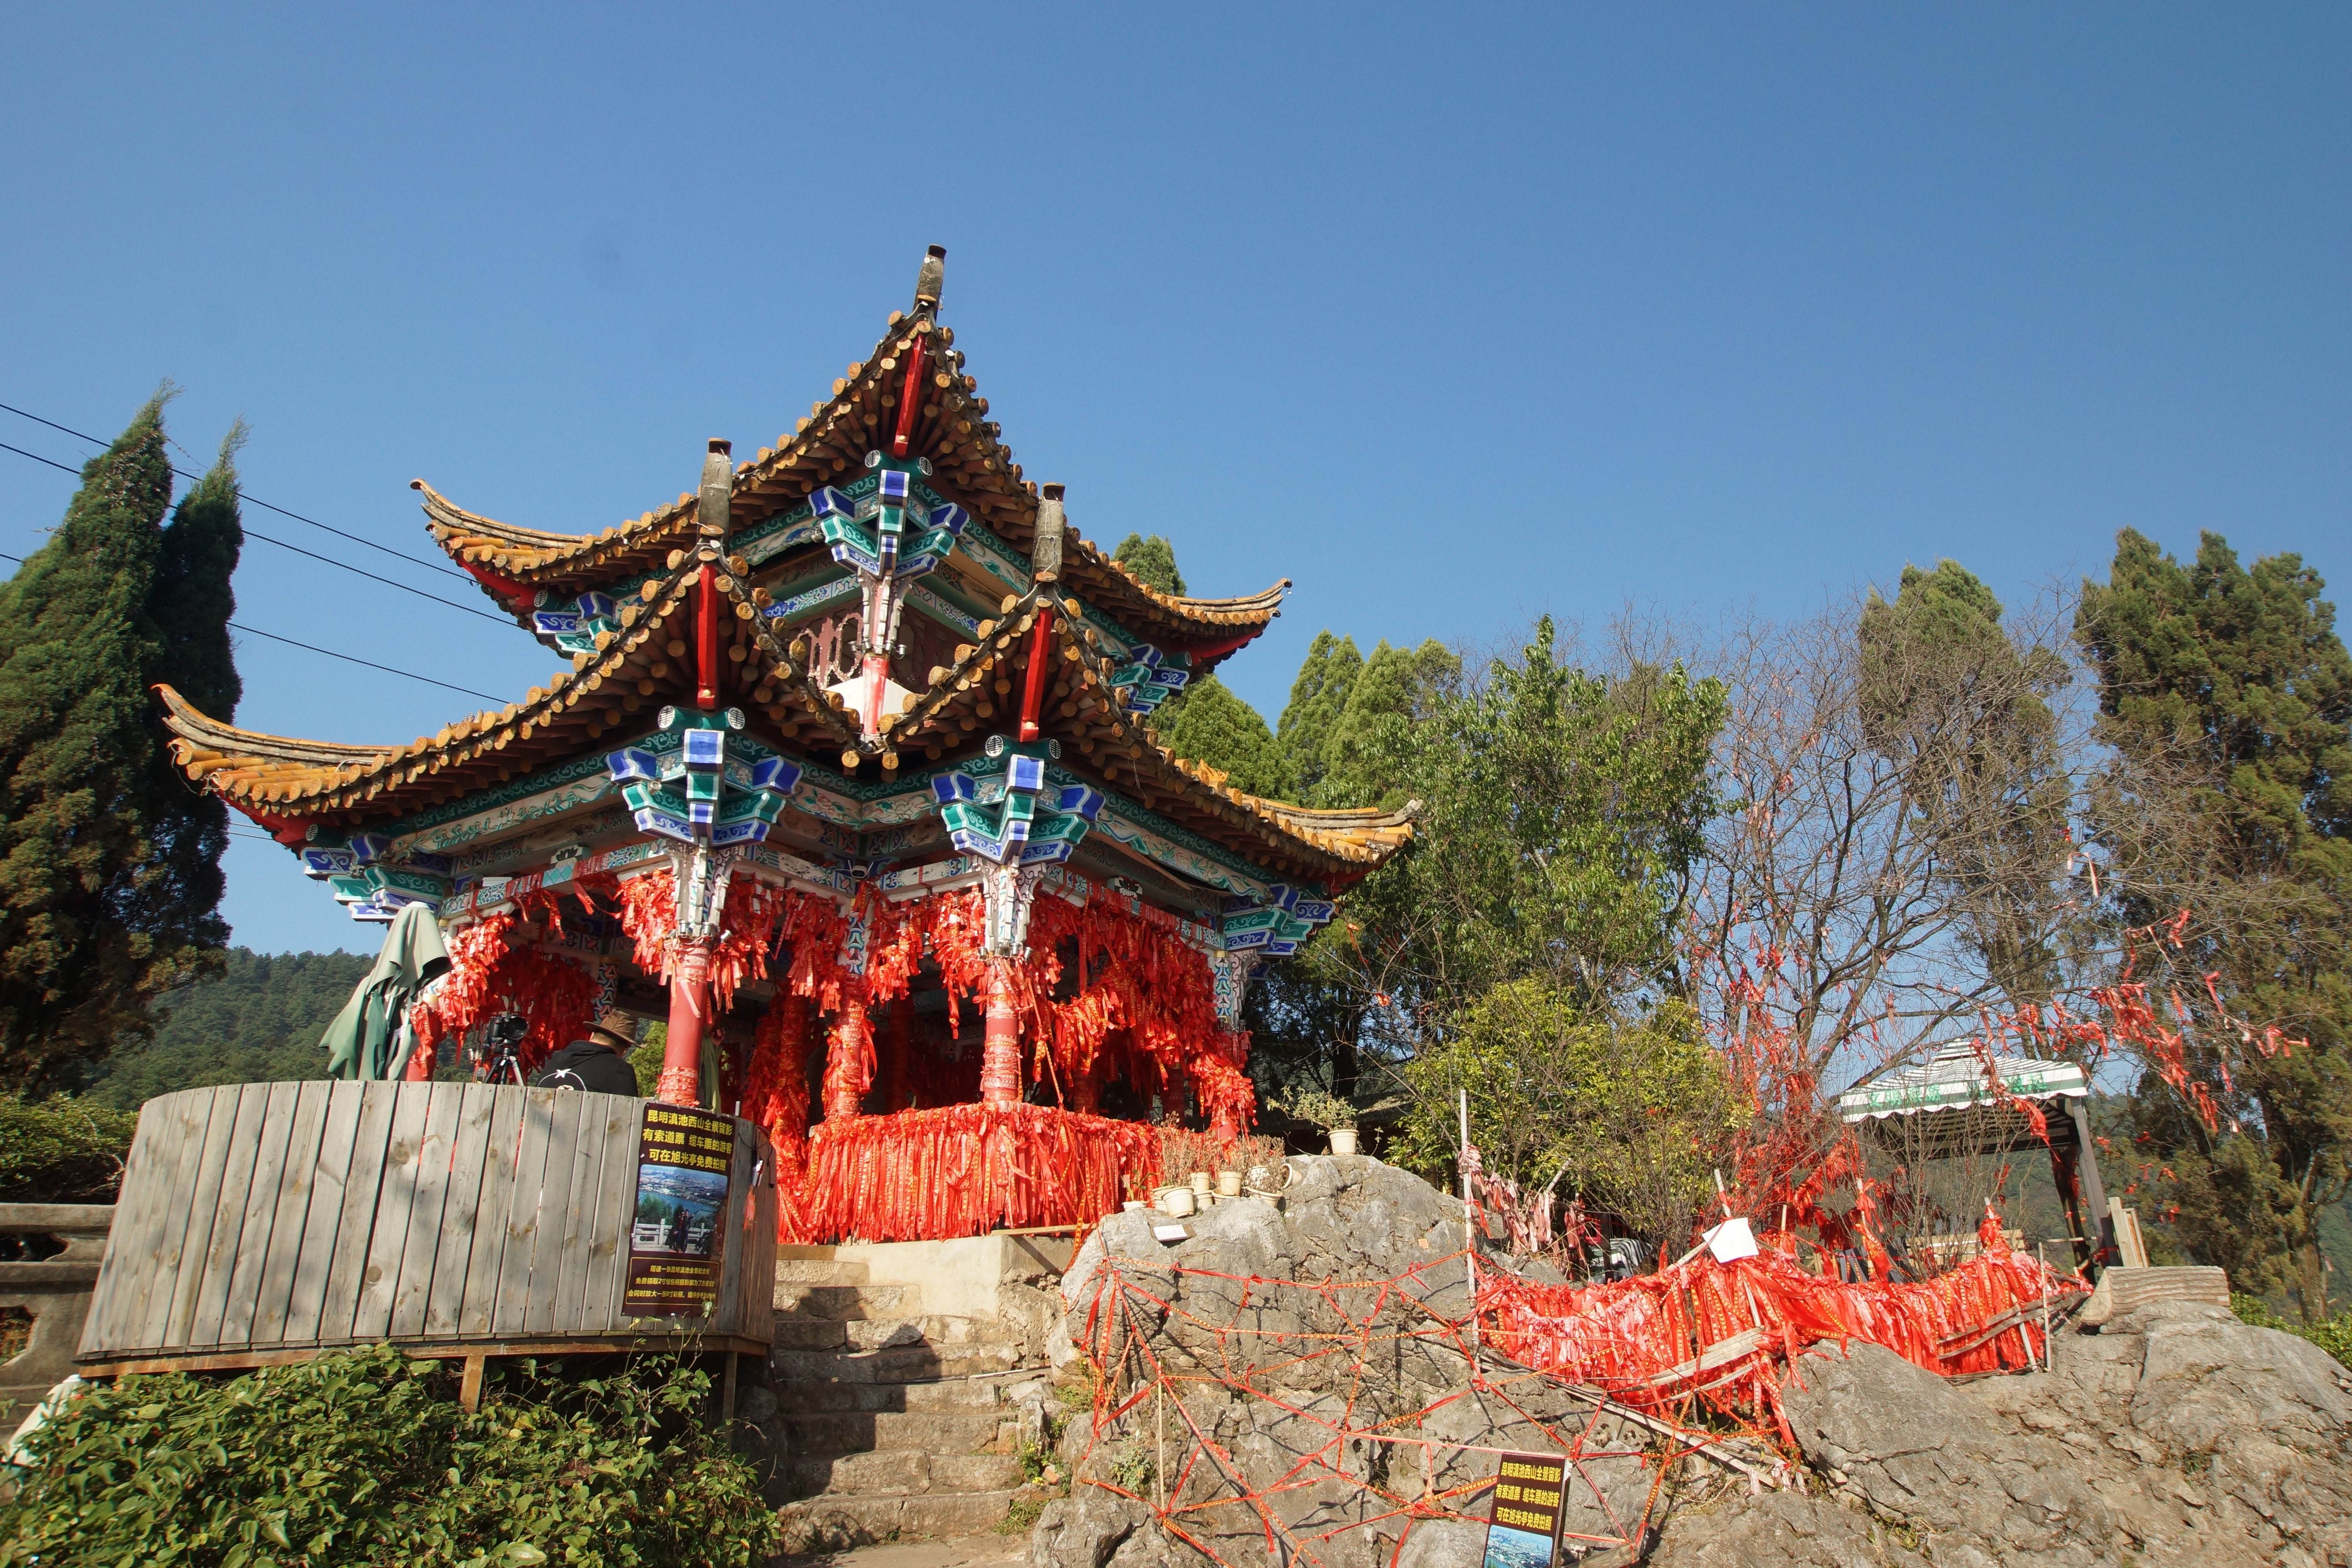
632, 1164, 729, 1258
1481, 1523, 1558, 1568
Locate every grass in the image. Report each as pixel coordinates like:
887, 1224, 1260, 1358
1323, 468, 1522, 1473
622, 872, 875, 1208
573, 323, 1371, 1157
2230, 1292, 2352, 1369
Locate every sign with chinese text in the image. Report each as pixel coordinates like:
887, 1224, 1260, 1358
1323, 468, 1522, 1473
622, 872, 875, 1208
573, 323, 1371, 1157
622, 1103, 737, 1317
1481, 1450, 1566, 1568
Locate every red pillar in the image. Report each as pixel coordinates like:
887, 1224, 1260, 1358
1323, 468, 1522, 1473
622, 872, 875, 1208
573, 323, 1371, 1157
822, 999, 875, 1121
979, 959, 1022, 1106
657, 940, 712, 1106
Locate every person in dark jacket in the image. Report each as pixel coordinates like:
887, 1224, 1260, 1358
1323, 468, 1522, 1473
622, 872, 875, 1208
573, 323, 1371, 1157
532, 1010, 642, 1096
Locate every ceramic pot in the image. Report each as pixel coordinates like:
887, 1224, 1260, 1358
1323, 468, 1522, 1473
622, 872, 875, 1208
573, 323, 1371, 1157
1328, 1127, 1360, 1156
1189, 1171, 1213, 1195
1216, 1170, 1244, 1197
1157, 1186, 1196, 1218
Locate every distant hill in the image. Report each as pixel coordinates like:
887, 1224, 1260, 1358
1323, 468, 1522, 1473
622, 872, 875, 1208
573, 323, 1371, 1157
85, 947, 369, 1109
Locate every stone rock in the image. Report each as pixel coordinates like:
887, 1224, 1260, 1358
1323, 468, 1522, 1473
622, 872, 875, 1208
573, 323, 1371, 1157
1029, 1490, 1163, 1568
1389, 1519, 1486, 1567
1649, 1299, 2352, 1566
1776, 1339, 2113, 1552
1031, 1153, 2352, 1568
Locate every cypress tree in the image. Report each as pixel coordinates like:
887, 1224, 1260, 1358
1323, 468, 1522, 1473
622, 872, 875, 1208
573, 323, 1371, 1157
129, 425, 247, 975
1318, 639, 1459, 810
0, 397, 229, 1091
1154, 674, 1287, 797
2078, 528, 2352, 1318
1273, 632, 1363, 807
1111, 533, 1187, 596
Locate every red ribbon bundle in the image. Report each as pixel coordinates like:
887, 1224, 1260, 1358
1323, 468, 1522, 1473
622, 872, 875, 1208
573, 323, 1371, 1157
1478, 1233, 2080, 1439
793, 1102, 1163, 1242
409, 907, 602, 1076
903, 885, 1251, 1126
614, 870, 791, 1015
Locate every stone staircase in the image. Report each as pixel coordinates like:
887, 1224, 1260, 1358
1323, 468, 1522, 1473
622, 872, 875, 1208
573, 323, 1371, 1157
767, 1251, 1059, 1554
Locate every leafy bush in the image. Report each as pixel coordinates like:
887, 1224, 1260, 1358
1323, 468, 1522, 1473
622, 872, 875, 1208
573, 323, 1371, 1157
0, 1344, 776, 1566
0, 1093, 138, 1203
2232, 1291, 2352, 1368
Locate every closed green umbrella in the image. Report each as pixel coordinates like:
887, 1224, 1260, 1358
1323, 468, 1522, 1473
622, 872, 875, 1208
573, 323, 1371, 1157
319, 902, 452, 1080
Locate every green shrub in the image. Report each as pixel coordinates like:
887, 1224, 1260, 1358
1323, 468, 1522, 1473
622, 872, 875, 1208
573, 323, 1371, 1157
0, 1094, 138, 1203
0, 1344, 776, 1566
2232, 1292, 2352, 1369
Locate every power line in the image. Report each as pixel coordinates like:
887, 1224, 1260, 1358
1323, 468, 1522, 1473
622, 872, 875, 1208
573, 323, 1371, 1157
0, 548, 508, 703
0, 399, 473, 583
0, 438, 512, 625
224, 621, 505, 702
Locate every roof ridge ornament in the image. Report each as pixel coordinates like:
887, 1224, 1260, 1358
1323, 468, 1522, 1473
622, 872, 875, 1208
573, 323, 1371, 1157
913, 243, 945, 318
698, 438, 731, 543
1033, 483, 1066, 581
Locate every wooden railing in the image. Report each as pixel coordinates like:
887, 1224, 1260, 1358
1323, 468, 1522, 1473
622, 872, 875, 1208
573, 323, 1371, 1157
76, 1082, 774, 1387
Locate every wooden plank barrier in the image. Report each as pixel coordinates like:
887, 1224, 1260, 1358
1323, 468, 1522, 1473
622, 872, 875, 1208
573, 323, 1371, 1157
77, 1082, 777, 1385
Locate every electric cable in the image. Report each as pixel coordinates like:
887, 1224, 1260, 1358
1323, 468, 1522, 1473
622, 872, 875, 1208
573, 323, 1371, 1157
0, 438, 512, 625
0, 548, 508, 702
0, 399, 472, 582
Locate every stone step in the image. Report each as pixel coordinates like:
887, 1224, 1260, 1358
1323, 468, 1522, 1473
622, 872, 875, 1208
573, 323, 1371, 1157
789, 1448, 1027, 1497
782, 1408, 1008, 1455
776, 1488, 1025, 1556
777, 1371, 1047, 1414
775, 1256, 870, 1286
770, 1316, 854, 1351
770, 1341, 1026, 1384
773, 1281, 917, 1319
776, 1310, 1012, 1352
771, 1316, 993, 1354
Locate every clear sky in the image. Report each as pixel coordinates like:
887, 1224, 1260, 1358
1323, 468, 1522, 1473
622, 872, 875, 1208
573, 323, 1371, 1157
3, 6, 2345, 956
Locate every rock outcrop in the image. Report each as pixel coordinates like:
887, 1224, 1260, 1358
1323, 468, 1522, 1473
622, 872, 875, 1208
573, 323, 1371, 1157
1661, 1296, 2352, 1566
1029, 1155, 2352, 1568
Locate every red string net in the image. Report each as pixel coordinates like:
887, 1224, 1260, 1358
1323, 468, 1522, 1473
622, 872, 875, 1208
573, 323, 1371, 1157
1063, 1215, 2080, 1565
1062, 1244, 1775, 1568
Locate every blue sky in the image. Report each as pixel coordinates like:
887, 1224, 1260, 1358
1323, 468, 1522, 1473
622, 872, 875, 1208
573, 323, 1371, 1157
3, 6, 2345, 956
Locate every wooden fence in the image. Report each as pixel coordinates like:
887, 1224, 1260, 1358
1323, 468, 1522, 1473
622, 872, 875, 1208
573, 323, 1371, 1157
77, 1081, 775, 1386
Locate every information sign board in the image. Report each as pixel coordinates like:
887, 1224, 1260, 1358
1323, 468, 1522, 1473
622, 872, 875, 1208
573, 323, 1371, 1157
622, 1103, 736, 1317
1481, 1450, 1567, 1568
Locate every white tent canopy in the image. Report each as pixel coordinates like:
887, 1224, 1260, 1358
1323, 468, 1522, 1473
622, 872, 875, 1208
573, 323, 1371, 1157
1838, 1042, 2088, 1125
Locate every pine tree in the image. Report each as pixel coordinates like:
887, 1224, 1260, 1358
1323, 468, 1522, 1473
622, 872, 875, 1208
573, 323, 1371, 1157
2078, 528, 2352, 1318
1272, 632, 1363, 807
129, 426, 247, 979
1111, 533, 1186, 596
0, 397, 228, 1091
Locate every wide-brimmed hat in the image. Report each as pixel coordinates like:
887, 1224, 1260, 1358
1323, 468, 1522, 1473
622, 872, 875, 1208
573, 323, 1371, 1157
586, 1010, 639, 1048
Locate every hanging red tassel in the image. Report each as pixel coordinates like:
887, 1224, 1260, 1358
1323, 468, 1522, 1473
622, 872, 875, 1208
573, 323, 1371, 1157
792, 1102, 1162, 1242
409, 905, 601, 1077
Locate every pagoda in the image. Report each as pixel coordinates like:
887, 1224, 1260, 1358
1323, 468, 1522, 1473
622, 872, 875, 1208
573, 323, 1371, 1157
156, 248, 1412, 1242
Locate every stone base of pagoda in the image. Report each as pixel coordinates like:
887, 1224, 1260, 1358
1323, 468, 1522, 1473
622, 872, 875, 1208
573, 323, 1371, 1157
782, 1103, 1161, 1244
